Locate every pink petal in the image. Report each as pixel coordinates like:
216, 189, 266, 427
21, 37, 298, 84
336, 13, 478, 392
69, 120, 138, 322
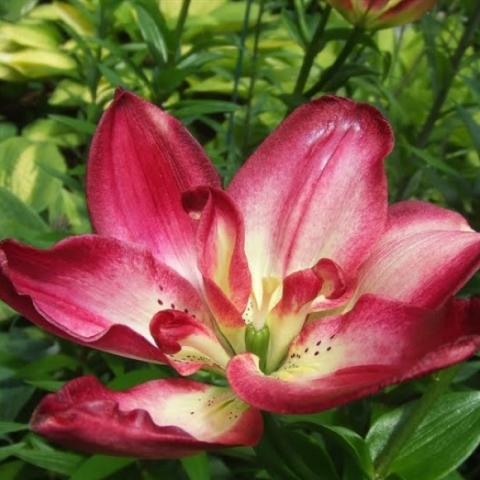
227, 295, 480, 414
0, 236, 209, 362
150, 310, 231, 376
378, 0, 437, 28
228, 96, 393, 286
183, 187, 251, 311
87, 89, 220, 283
326, 0, 437, 28
182, 187, 251, 350
356, 201, 480, 309
32, 376, 263, 458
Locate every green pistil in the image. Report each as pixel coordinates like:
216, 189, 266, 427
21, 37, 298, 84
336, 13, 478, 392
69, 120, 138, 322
245, 324, 270, 373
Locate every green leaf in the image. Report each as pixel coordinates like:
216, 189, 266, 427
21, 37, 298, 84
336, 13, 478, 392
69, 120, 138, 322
0, 382, 35, 421
0, 460, 24, 480
324, 425, 374, 479
0, 187, 48, 243
0, 422, 29, 436
53, 1, 94, 36
108, 367, 169, 390
441, 472, 465, 480
254, 434, 298, 480
70, 455, 134, 480
133, 4, 168, 65
290, 422, 373, 480
170, 100, 240, 118
98, 63, 128, 89
405, 143, 460, 177
457, 106, 480, 151
48, 114, 95, 135
0, 122, 17, 142
0, 19, 61, 50
23, 118, 83, 147
17, 353, 79, 380
0, 302, 15, 322
0, 444, 26, 462
181, 453, 211, 480
367, 392, 480, 480
25, 379, 65, 392
12, 442, 83, 475
0, 137, 66, 212
0, 0, 37, 21
0, 49, 76, 78
287, 430, 340, 480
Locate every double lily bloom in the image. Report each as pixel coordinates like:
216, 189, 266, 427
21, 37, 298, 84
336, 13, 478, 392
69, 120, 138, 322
1, 90, 479, 458
325, 0, 438, 29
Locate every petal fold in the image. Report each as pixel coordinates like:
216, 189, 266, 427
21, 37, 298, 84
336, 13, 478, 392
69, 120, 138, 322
310, 258, 352, 311
356, 201, 480, 309
32, 376, 263, 458
265, 268, 322, 372
228, 96, 393, 285
183, 187, 250, 351
87, 90, 220, 282
0, 236, 209, 362
150, 310, 231, 376
227, 295, 480, 414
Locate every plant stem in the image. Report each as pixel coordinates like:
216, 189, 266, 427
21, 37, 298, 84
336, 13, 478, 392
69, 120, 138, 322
292, 5, 331, 97
374, 366, 459, 479
415, 3, 480, 148
242, 0, 265, 154
305, 25, 363, 97
226, 0, 253, 165
86, 3, 107, 124
173, 0, 191, 63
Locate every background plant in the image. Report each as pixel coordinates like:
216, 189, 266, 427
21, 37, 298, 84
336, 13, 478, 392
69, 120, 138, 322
0, 0, 479, 479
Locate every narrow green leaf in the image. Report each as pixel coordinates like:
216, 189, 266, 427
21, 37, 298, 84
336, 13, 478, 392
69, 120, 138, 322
25, 380, 65, 392
134, 4, 168, 64
405, 143, 460, 177
457, 106, 480, 151
98, 63, 128, 88
0, 422, 29, 436
0, 443, 26, 462
171, 100, 240, 117
48, 114, 95, 135
13, 445, 83, 475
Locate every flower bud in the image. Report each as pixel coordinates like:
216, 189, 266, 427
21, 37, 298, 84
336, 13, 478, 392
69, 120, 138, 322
326, 0, 438, 29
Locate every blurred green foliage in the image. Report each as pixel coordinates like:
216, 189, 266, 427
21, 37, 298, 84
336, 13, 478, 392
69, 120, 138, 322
0, 0, 480, 479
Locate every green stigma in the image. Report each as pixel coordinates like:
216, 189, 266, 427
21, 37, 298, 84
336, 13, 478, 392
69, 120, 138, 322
245, 324, 270, 373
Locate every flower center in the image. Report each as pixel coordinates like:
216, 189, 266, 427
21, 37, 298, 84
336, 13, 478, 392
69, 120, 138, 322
241, 276, 283, 330
245, 324, 270, 372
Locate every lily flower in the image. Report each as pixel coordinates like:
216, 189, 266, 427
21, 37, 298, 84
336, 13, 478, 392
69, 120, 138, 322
1, 90, 479, 458
325, 0, 438, 29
